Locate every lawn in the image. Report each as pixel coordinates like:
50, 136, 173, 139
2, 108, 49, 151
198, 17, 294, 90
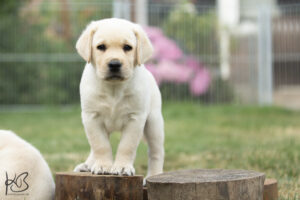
0, 103, 299, 199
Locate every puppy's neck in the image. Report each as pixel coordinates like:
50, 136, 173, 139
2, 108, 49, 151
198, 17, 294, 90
99, 75, 135, 98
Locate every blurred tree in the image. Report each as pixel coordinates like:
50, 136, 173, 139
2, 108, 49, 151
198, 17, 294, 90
162, 3, 219, 61
0, 0, 114, 104
0, 0, 23, 15
0, 0, 41, 104
61, 0, 72, 43
0, 0, 79, 104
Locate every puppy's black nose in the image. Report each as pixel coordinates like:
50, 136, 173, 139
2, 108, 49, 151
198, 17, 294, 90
108, 59, 122, 72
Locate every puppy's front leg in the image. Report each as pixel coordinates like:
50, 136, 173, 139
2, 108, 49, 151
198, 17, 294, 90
111, 119, 145, 176
75, 111, 113, 174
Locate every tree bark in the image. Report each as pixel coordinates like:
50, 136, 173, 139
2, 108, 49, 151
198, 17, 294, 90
55, 172, 143, 200
143, 187, 148, 200
263, 178, 278, 200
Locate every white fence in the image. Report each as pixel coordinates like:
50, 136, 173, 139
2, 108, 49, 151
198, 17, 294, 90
0, 1, 300, 107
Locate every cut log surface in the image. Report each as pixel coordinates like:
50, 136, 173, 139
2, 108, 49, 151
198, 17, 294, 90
263, 179, 278, 200
55, 172, 143, 200
146, 169, 265, 200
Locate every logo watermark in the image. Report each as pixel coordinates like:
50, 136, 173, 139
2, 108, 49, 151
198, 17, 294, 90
4, 171, 29, 196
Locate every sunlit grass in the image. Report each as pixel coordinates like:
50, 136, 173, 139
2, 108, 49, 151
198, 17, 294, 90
0, 103, 299, 199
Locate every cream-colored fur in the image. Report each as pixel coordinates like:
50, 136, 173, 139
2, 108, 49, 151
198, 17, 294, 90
74, 18, 164, 179
0, 130, 55, 200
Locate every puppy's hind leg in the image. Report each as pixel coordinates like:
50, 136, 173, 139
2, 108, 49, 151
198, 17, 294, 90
144, 110, 165, 180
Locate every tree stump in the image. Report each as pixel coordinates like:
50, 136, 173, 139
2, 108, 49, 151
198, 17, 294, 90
55, 172, 143, 200
263, 179, 278, 200
143, 187, 148, 200
146, 169, 265, 200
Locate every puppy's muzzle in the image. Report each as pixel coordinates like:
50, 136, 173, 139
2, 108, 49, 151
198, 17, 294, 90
106, 59, 124, 81
108, 59, 122, 73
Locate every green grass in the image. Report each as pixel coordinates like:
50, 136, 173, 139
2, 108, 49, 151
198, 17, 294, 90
0, 103, 299, 199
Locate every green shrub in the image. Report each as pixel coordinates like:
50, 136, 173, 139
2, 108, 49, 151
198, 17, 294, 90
162, 3, 219, 62
0, 1, 112, 104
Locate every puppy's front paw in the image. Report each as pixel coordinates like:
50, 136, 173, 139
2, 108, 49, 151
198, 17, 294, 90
91, 161, 112, 175
110, 164, 135, 176
74, 163, 90, 172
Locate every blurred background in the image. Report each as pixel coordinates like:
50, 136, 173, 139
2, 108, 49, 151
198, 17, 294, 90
1, 0, 300, 108
0, 1, 300, 199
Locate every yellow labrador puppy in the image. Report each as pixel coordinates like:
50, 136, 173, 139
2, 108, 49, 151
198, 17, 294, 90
0, 130, 55, 200
74, 18, 164, 179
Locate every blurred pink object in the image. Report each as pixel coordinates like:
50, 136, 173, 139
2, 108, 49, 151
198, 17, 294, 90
157, 60, 193, 83
190, 68, 211, 96
146, 61, 192, 84
153, 37, 183, 60
144, 26, 211, 96
143, 26, 164, 41
144, 26, 183, 60
186, 56, 203, 70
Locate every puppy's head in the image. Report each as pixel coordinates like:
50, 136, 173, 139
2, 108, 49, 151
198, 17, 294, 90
76, 18, 153, 82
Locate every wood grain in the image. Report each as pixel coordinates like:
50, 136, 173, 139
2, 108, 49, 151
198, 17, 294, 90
55, 172, 143, 200
263, 178, 278, 200
146, 169, 265, 200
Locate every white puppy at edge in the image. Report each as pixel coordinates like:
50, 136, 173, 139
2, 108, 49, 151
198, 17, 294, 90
74, 18, 164, 179
0, 130, 55, 200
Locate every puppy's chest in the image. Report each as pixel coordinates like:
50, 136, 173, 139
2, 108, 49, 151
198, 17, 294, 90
97, 96, 138, 132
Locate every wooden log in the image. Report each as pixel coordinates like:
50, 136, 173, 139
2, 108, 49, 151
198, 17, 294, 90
143, 187, 148, 200
263, 178, 278, 200
55, 172, 143, 200
146, 169, 265, 200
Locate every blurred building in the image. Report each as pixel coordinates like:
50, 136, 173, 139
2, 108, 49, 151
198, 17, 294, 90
216, 0, 300, 108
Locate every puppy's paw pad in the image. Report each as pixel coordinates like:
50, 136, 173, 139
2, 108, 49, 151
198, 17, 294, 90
91, 163, 112, 175
110, 164, 135, 176
74, 163, 90, 172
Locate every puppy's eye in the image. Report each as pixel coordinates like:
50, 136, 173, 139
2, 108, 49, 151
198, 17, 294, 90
97, 44, 106, 51
123, 44, 132, 51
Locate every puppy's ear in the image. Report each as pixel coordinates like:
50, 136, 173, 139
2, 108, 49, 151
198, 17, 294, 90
76, 21, 97, 63
133, 25, 153, 66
